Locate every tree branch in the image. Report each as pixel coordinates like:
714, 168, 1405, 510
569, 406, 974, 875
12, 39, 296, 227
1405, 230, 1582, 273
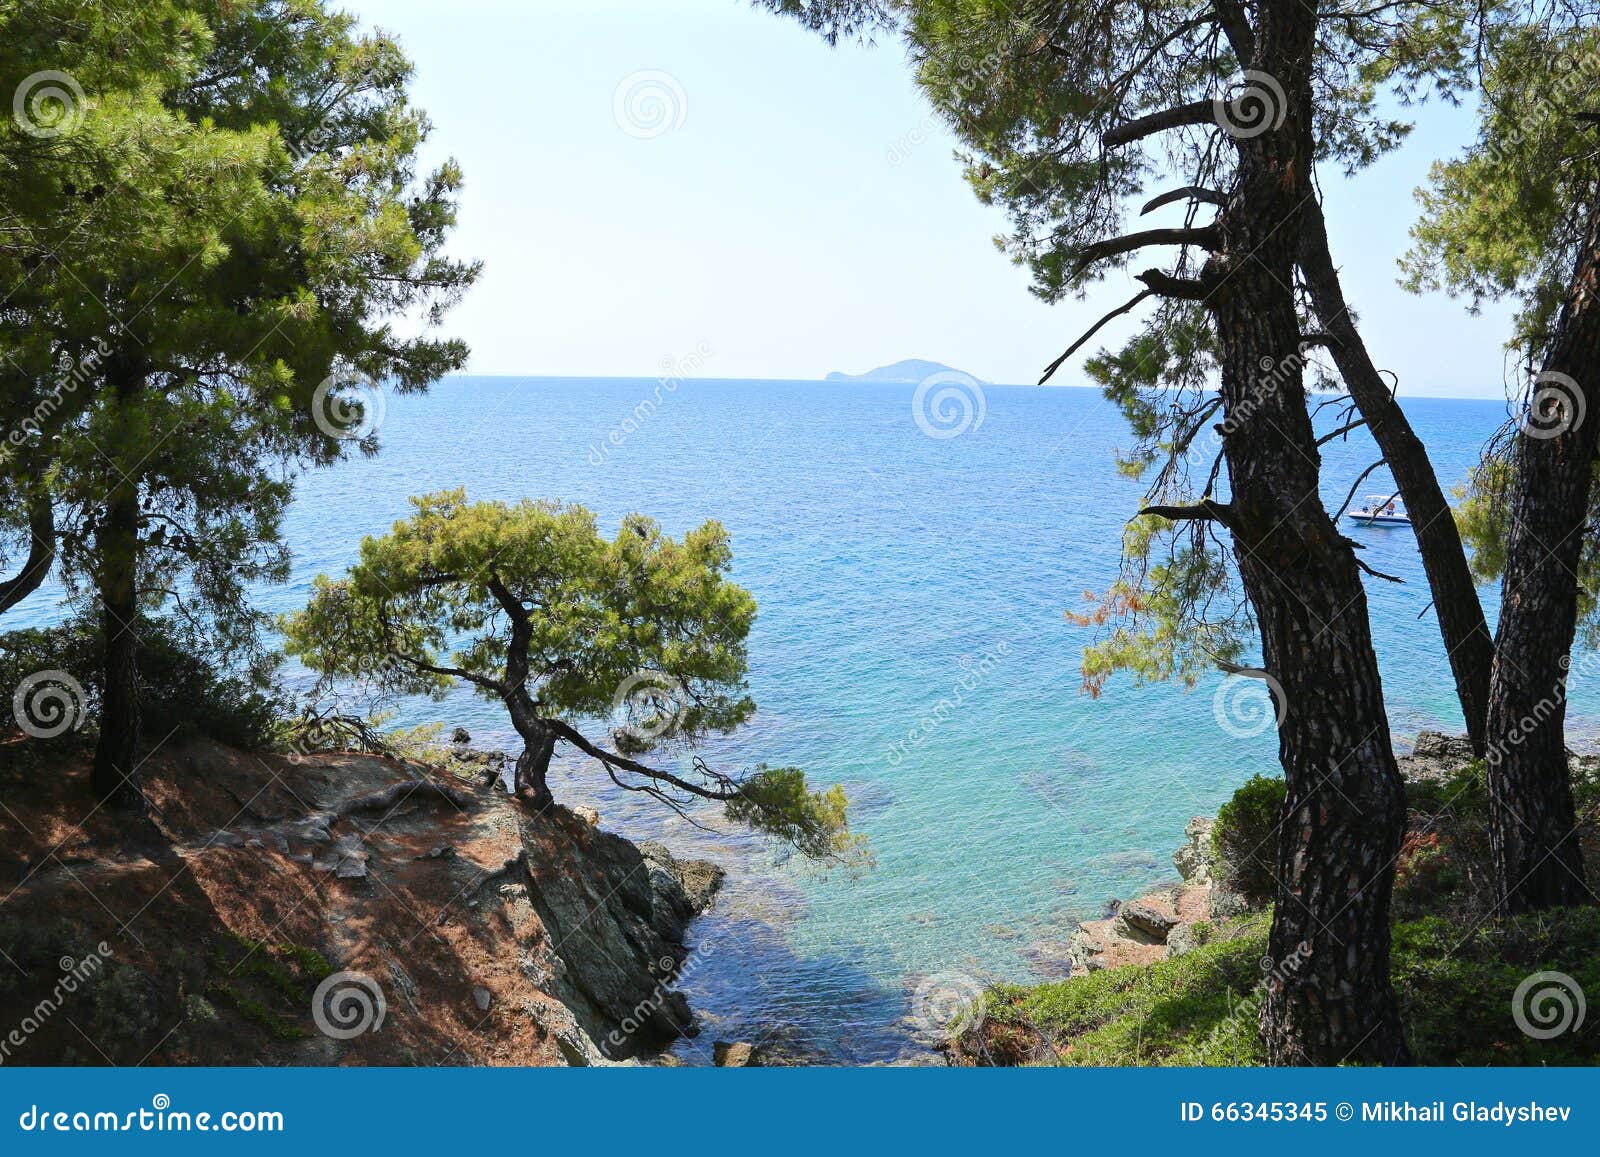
1140, 186, 1227, 216
1040, 289, 1154, 383
1103, 100, 1216, 148
1074, 226, 1218, 275
1315, 417, 1367, 445
0, 486, 54, 616
1138, 499, 1236, 529
548, 719, 744, 802
1136, 268, 1210, 300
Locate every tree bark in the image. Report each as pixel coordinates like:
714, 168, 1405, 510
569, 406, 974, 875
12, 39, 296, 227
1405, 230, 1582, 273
1483, 197, 1600, 913
513, 726, 557, 811
508, 691, 557, 811
1204, 0, 1409, 1064
91, 457, 145, 809
1298, 201, 1495, 755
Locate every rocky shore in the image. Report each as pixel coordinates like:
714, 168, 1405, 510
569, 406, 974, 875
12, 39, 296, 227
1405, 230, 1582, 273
0, 733, 726, 1065
1057, 730, 1488, 975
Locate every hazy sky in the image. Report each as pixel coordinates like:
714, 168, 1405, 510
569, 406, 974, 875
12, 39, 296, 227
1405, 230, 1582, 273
359, 0, 1519, 398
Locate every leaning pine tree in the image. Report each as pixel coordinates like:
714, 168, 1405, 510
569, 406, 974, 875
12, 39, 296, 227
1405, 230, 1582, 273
283, 490, 863, 864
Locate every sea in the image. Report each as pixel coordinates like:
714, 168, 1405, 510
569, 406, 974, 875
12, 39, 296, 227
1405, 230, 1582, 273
10, 375, 1594, 1064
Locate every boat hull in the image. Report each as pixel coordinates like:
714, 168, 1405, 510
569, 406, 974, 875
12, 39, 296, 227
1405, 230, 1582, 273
1346, 513, 1411, 527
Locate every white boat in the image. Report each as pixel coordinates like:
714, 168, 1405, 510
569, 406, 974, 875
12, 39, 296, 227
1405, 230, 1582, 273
1347, 494, 1410, 527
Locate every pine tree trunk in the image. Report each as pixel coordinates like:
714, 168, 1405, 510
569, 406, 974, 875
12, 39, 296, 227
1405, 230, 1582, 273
1205, 0, 1409, 1064
91, 464, 143, 811
1298, 202, 1494, 754
1483, 198, 1600, 914
510, 697, 557, 811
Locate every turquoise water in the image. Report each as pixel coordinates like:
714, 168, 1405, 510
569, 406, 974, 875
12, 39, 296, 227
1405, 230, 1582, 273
11, 376, 1595, 1063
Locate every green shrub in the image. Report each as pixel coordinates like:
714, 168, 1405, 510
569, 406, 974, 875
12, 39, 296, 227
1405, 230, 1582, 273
0, 613, 283, 749
1212, 775, 1286, 906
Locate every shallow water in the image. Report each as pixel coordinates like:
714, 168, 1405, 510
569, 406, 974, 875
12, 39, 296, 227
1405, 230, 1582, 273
11, 376, 1592, 1064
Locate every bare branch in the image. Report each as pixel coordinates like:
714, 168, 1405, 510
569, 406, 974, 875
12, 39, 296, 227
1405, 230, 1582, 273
1074, 226, 1219, 276
1136, 268, 1210, 300
1103, 100, 1216, 148
1140, 186, 1227, 216
1354, 555, 1405, 584
1315, 417, 1367, 445
1138, 499, 1236, 529
548, 718, 745, 802
1040, 289, 1154, 383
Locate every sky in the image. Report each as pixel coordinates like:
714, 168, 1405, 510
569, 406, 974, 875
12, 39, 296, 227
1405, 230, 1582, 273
357, 0, 1520, 399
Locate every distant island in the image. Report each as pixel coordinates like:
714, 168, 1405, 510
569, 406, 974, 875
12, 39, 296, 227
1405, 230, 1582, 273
825, 358, 985, 384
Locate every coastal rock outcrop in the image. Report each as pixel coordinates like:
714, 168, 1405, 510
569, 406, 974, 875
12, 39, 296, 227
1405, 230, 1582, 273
0, 733, 723, 1066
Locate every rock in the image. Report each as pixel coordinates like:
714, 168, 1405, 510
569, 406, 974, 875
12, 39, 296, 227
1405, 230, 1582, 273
472, 985, 492, 1011
573, 805, 600, 828
517, 813, 709, 1060
713, 1040, 768, 1067
335, 857, 368, 879
1208, 879, 1251, 919
209, 830, 244, 849
451, 727, 472, 745
1114, 897, 1178, 943
636, 841, 726, 944
1166, 923, 1197, 957
1399, 731, 1477, 782
1173, 816, 1215, 884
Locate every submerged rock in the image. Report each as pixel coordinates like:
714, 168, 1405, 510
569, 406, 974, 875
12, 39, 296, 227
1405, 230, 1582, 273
712, 1040, 770, 1067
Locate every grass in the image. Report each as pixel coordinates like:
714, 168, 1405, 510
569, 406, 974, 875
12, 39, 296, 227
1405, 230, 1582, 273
963, 907, 1600, 1066
969, 914, 1271, 1066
